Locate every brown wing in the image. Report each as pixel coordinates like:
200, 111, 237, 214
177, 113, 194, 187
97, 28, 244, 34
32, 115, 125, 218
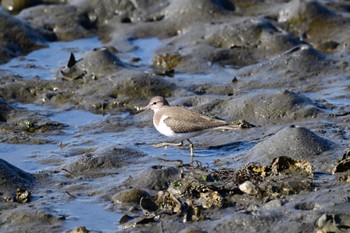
162, 107, 228, 133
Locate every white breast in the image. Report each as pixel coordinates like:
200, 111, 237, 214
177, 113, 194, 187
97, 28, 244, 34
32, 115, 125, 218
154, 115, 176, 137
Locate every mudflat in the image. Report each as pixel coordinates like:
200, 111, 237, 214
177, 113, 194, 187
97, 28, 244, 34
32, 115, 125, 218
0, 1, 349, 232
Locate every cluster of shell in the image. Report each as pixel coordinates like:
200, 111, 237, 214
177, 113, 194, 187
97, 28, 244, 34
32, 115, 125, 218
120, 155, 317, 228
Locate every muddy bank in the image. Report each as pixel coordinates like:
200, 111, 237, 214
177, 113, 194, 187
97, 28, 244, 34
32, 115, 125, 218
0, 0, 349, 232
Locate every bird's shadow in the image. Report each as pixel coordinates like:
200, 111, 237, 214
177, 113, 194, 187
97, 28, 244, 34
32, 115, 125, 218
205, 141, 256, 153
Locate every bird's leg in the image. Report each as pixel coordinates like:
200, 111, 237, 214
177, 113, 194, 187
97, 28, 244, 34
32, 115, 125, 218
151, 141, 183, 148
187, 139, 194, 162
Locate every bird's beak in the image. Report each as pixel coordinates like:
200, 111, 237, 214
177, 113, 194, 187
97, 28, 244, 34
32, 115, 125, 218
135, 103, 150, 112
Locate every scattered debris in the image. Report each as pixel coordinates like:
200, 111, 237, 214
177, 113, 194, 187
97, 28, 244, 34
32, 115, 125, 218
15, 188, 31, 203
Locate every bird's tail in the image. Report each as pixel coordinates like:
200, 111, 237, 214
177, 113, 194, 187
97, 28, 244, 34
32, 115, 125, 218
216, 120, 255, 131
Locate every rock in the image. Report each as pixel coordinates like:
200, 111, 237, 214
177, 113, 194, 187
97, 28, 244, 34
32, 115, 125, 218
163, 0, 233, 22
62, 147, 147, 177
107, 71, 175, 105
239, 181, 259, 195
207, 212, 276, 232
111, 188, 150, 204
19, 4, 95, 41
0, 97, 14, 122
15, 188, 31, 203
246, 125, 332, 164
263, 199, 282, 209
59, 48, 125, 81
279, 0, 335, 24
0, 105, 66, 144
333, 149, 350, 174
0, 159, 33, 199
8, 110, 66, 133
205, 18, 300, 67
152, 53, 181, 76
270, 156, 313, 178
0, 207, 64, 232
0, 71, 174, 114
134, 165, 181, 190
0, 8, 48, 64
216, 90, 321, 125
276, 44, 328, 73
294, 202, 316, 211
278, 0, 350, 54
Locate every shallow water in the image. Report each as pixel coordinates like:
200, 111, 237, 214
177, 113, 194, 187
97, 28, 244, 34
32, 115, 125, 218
58, 198, 122, 233
0, 143, 57, 172
0, 37, 251, 231
0, 37, 101, 79
130, 37, 161, 65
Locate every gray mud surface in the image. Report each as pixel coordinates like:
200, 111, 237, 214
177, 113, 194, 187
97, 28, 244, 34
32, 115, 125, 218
0, 0, 349, 232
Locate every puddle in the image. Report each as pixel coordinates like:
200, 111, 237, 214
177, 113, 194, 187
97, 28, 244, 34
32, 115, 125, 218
0, 105, 109, 173
308, 83, 350, 109
0, 37, 101, 79
50, 109, 108, 128
0, 143, 58, 172
57, 198, 122, 233
130, 37, 161, 65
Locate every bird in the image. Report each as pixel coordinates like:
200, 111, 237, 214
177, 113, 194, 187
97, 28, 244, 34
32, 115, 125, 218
141, 96, 233, 160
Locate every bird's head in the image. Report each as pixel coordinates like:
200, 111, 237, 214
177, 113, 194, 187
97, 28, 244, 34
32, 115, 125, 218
141, 96, 170, 112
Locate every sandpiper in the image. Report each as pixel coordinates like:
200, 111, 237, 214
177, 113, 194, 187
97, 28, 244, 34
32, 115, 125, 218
141, 96, 232, 159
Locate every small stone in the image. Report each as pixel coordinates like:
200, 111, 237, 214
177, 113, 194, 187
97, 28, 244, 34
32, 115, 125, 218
263, 199, 282, 209
239, 181, 259, 195
112, 188, 150, 204
71, 226, 89, 233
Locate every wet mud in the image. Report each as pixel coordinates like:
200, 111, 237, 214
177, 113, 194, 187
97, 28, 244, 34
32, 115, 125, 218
0, 0, 349, 232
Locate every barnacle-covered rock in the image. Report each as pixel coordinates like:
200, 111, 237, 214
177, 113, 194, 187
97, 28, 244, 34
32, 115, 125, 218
333, 149, 350, 182
15, 188, 31, 203
270, 156, 313, 178
152, 53, 181, 76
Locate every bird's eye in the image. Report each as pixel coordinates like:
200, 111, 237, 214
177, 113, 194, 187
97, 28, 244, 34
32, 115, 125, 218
153, 102, 157, 105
